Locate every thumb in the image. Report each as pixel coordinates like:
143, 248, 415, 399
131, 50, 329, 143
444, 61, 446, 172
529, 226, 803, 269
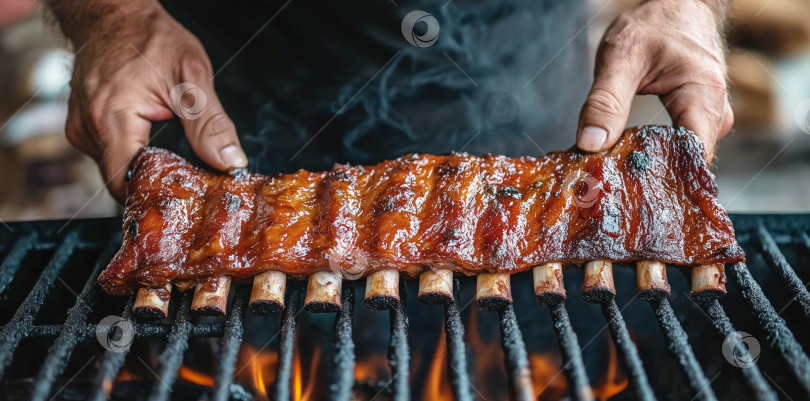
661, 83, 732, 162
170, 81, 247, 170
577, 63, 641, 153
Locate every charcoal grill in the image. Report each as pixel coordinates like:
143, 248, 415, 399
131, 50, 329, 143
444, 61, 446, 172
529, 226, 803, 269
0, 214, 808, 400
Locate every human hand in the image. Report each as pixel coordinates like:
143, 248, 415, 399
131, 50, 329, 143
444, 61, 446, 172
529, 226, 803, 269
577, 0, 733, 161
53, 0, 247, 201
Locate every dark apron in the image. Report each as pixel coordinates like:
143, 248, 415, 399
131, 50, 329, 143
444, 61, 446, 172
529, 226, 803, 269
158, 0, 590, 173
157, 0, 597, 373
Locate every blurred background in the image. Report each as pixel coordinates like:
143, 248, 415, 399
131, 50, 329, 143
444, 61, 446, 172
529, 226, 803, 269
0, 0, 808, 222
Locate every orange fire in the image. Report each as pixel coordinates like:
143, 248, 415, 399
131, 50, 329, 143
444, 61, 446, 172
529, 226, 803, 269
293, 349, 301, 401
235, 341, 323, 400
528, 335, 629, 400
592, 338, 628, 400
354, 352, 391, 382
421, 329, 453, 400
114, 368, 135, 382
464, 308, 628, 400
294, 346, 321, 400
123, 310, 626, 401
529, 352, 567, 400
467, 308, 510, 399
235, 345, 278, 400
178, 365, 214, 387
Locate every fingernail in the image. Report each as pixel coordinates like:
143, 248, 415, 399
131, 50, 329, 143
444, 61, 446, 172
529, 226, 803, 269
220, 145, 248, 168
578, 126, 607, 152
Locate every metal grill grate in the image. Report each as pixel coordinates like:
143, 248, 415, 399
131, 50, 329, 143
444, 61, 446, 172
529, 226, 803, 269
0, 215, 808, 400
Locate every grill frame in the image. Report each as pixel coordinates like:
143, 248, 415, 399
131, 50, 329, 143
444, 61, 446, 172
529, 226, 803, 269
0, 214, 807, 401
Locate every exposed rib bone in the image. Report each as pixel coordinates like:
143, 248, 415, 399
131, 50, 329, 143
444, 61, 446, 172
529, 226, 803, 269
249, 271, 287, 316
476, 273, 512, 311
365, 269, 400, 310
304, 271, 342, 313
691, 264, 726, 303
533, 262, 565, 306
133, 284, 172, 320
418, 269, 454, 305
582, 260, 615, 303
636, 261, 671, 301
191, 276, 231, 316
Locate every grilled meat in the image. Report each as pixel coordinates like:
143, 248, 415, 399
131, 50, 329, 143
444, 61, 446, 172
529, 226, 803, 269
99, 125, 744, 295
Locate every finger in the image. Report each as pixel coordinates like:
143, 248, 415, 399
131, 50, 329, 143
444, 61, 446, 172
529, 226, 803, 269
171, 78, 246, 171
96, 111, 151, 202
661, 83, 730, 161
65, 98, 101, 159
577, 45, 645, 152
65, 114, 99, 159
719, 96, 734, 139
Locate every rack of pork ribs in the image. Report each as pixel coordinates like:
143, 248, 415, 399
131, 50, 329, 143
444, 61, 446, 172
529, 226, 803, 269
99, 125, 744, 318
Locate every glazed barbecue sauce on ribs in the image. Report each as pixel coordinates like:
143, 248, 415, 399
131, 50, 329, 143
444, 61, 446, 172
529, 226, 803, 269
99, 126, 744, 295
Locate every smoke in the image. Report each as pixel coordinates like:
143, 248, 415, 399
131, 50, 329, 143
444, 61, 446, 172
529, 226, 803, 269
166, 0, 590, 174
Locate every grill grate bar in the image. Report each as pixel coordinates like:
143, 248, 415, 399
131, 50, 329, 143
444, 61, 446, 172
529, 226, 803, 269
2, 215, 809, 399
273, 285, 301, 401
0, 232, 38, 295
548, 302, 594, 401
147, 291, 194, 401
0, 231, 79, 381
601, 299, 656, 401
756, 226, 810, 321
19, 321, 225, 338
212, 286, 249, 401
699, 299, 778, 401
728, 262, 810, 398
88, 295, 135, 401
650, 298, 718, 401
443, 280, 473, 401
30, 236, 120, 401
387, 281, 410, 401
329, 283, 355, 401
498, 304, 534, 401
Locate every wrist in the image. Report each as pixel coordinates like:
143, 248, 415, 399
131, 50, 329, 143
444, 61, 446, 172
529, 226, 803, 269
45, 0, 162, 48
643, 0, 728, 27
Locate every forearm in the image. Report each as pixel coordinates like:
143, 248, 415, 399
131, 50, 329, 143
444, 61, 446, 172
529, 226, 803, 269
698, 0, 730, 27
645, 0, 730, 29
43, 0, 159, 46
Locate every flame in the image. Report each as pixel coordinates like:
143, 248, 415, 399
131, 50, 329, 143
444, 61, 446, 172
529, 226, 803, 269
291, 341, 322, 401
178, 366, 214, 387
108, 366, 135, 397
115, 368, 134, 382
354, 352, 390, 382
528, 353, 567, 400
293, 348, 302, 401
467, 308, 509, 399
421, 328, 453, 400
303, 347, 321, 400
592, 339, 628, 400
236, 345, 278, 400
528, 334, 628, 400
235, 339, 324, 401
